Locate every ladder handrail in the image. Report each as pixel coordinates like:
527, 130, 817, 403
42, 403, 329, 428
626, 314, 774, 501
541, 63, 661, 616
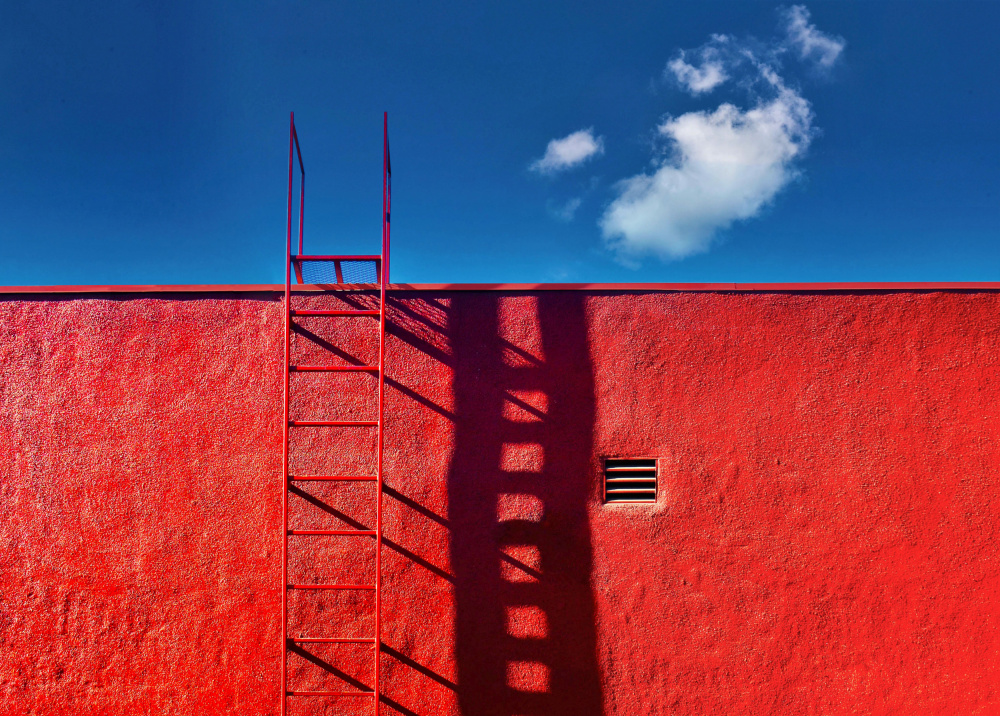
382, 111, 391, 286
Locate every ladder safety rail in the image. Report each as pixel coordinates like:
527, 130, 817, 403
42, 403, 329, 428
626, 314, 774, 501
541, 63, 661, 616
281, 111, 391, 715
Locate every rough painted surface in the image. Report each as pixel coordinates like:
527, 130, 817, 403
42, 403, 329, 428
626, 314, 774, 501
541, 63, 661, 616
3, 290, 1000, 715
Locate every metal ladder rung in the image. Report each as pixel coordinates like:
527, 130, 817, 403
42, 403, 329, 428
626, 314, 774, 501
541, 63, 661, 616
290, 309, 380, 317
291, 254, 381, 262
290, 365, 379, 372
289, 420, 378, 427
287, 584, 376, 590
290, 637, 376, 644
287, 530, 376, 536
289, 475, 377, 482
286, 691, 375, 697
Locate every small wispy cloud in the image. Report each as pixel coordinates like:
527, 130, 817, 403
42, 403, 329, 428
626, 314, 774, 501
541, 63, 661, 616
666, 37, 730, 94
530, 128, 605, 175
600, 5, 843, 264
548, 196, 583, 222
783, 5, 845, 68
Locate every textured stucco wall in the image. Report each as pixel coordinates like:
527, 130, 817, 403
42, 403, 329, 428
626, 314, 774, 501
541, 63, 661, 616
3, 289, 1000, 715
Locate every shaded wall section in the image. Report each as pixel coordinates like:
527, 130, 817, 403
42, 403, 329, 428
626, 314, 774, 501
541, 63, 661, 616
447, 293, 602, 715
4, 289, 1000, 715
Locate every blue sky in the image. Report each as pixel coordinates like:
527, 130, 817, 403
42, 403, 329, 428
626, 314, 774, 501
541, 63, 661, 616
2, 1, 999, 286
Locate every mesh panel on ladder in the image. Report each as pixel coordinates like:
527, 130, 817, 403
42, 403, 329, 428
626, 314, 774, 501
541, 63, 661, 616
297, 259, 380, 285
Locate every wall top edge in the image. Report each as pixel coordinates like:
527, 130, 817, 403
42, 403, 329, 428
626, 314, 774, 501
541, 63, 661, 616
2, 282, 1000, 295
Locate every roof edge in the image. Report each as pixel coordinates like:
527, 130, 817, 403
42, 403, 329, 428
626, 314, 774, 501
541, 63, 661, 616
2, 281, 1000, 295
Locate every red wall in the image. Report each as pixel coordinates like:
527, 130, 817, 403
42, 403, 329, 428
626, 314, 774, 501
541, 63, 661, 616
4, 289, 1000, 715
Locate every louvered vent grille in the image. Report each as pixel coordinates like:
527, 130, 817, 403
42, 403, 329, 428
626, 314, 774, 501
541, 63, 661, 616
604, 458, 657, 503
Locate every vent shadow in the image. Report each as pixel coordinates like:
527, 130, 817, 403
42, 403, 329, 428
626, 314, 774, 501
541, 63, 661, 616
603, 458, 657, 504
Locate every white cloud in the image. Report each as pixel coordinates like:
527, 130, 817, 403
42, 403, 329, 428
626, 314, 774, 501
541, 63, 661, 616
667, 42, 730, 94
601, 78, 813, 261
599, 6, 843, 264
783, 5, 845, 68
530, 128, 605, 174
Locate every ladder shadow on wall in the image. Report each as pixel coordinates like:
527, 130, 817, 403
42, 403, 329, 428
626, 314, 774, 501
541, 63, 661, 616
447, 293, 604, 716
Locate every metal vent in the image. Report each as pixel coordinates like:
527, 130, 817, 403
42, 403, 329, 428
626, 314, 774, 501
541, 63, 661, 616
604, 458, 657, 503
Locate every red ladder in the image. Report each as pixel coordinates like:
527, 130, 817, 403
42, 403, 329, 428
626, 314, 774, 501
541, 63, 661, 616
281, 112, 391, 715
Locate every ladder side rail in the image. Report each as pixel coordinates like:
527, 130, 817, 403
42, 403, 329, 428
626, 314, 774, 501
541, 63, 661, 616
281, 111, 297, 716
374, 109, 390, 716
